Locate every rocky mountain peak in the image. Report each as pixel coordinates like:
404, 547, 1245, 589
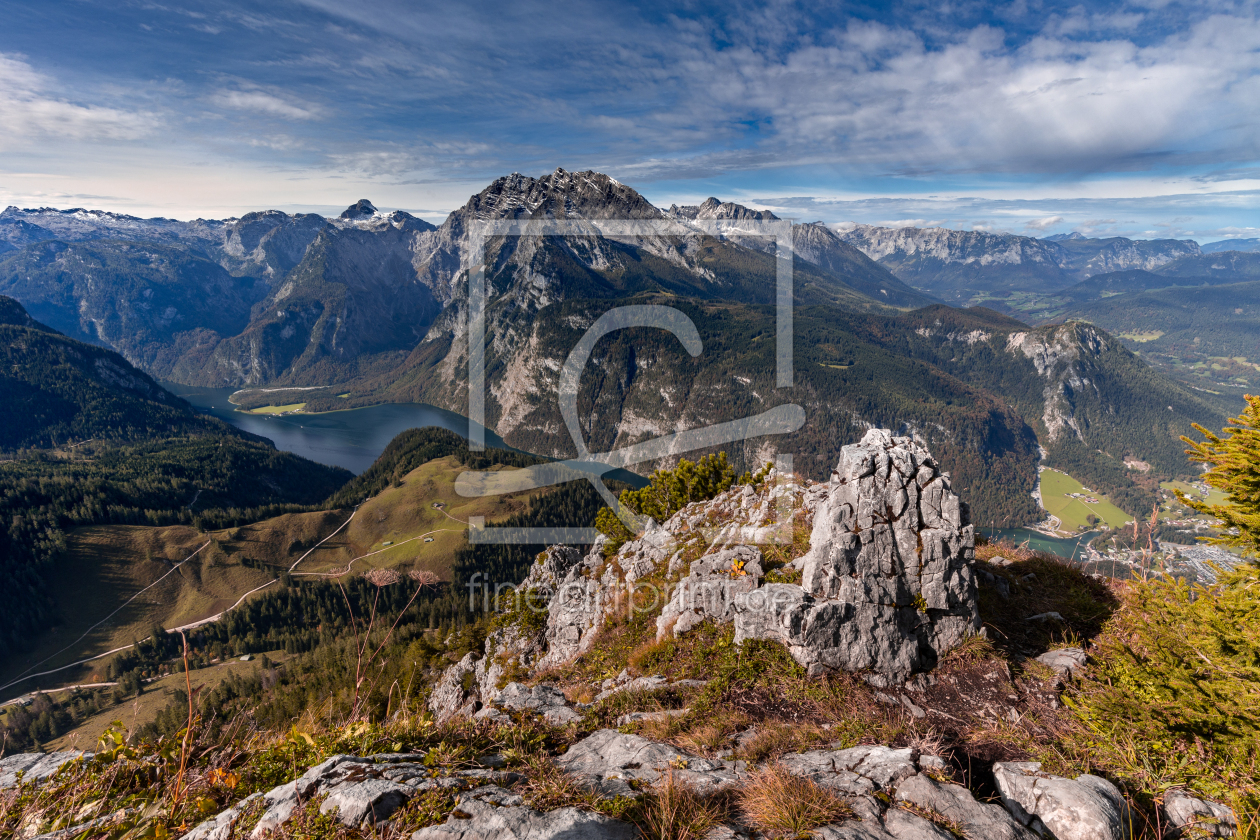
667, 197, 780, 223
458, 168, 663, 223
339, 199, 379, 220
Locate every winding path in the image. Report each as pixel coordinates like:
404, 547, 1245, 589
0, 504, 459, 705
0, 541, 212, 693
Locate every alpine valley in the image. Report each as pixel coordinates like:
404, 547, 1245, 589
0, 170, 1230, 532
2, 169, 1256, 839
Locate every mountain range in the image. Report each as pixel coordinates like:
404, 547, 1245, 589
838, 223, 1206, 304
0, 171, 1233, 531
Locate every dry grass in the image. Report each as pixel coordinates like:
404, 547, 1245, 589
520, 754, 610, 814
638, 771, 731, 840
737, 764, 852, 837
736, 722, 829, 764
675, 718, 747, 756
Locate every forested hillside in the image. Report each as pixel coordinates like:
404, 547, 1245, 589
1058, 280, 1260, 392
0, 311, 228, 449
349, 293, 1044, 528
0, 242, 263, 377
0, 437, 352, 667
881, 307, 1225, 517
0, 297, 358, 667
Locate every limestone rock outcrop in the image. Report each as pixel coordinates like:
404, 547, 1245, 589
431, 431, 981, 721
179, 755, 526, 840
657, 544, 762, 639
1163, 789, 1238, 839
993, 761, 1132, 840
554, 729, 745, 796
734, 429, 980, 681
411, 785, 638, 839
0, 751, 93, 789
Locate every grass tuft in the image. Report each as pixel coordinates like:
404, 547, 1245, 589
737, 763, 852, 837
637, 771, 731, 840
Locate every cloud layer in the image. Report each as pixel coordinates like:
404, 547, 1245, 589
0, 0, 1256, 235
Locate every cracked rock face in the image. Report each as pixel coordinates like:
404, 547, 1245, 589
993, 761, 1131, 840
555, 729, 744, 797
1163, 790, 1238, 839
657, 544, 762, 640
0, 751, 92, 789
429, 652, 482, 723
412, 784, 638, 839
895, 773, 1038, 840
179, 755, 526, 840
735, 429, 980, 681
779, 745, 918, 797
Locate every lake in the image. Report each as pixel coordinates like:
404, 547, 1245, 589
982, 527, 1100, 562
165, 383, 516, 475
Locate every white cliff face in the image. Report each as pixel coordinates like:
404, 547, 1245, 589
1005, 325, 1108, 443
1066, 237, 1200, 277
842, 224, 1062, 268
841, 223, 1201, 280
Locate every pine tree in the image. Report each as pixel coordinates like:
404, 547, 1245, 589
1180, 394, 1260, 555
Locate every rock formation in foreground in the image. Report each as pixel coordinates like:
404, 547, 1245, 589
433, 428, 980, 724
735, 429, 980, 683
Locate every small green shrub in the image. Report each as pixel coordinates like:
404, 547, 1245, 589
1061, 563, 1260, 823
596, 452, 737, 553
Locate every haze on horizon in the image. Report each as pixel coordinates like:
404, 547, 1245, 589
1, 0, 1258, 242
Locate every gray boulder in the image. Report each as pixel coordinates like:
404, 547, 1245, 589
735, 430, 980, 682
657, 545, 763, 639
412, 785, 638, 839
179, 755, 529, 840
813, 823, 898, 840
178, 794, 263, 840
1036, 648, 1087, 676
490, 682, 583, 726
993, 761, 1131, 840
1163, 789, 1238, 838
0, 751, 93, 789
894, 774, 1038, 840
555, 729, 743, 796
881, 807, 956, 840
778, 745, 918, 796
251, 755, 373, 835
321, 777, 414, 825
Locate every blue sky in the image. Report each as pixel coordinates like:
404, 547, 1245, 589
1, 0, 1258, 241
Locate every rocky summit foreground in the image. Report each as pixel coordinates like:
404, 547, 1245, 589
432, 428, 981, 725
736, 429, 980, 683
1, 431, 1239, 839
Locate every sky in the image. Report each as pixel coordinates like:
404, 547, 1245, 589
1, 0, 1259, 242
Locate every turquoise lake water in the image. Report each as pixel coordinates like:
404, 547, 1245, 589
166, 383, 647, 490
165, 383, 516, 475
981, 527, 1100, 562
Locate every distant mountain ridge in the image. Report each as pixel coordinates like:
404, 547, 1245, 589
0, 174, 1229, 530
840, 223, 1202, 304
0, 172, 931, 389
1201, 237, 1260, 254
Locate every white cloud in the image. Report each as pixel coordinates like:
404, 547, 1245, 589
619, 12, 1260, 179
1025, 215, 1064, 230
210, 88, 324, 120
0, 53, 158, 147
